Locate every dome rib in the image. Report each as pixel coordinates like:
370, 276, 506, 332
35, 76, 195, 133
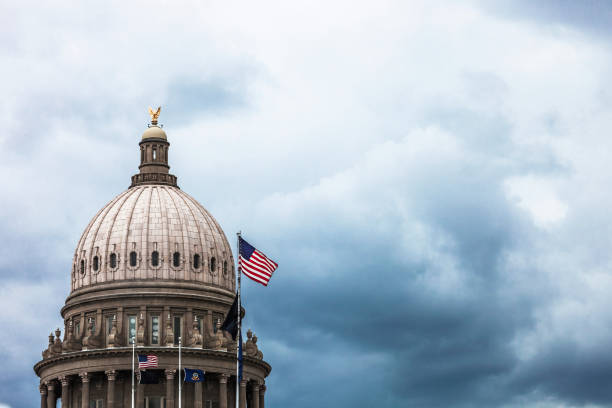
181, 191, 226, 287
120, 187, 146, 281
165, 186, 189, 281
101, 190, 133, 284
175, 189, 205, 282
141, 185, 153, 280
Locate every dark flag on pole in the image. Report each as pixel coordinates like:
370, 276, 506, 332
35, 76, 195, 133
139, 370, 161, 384
221, 294, 244, 341
239, 237, 278, 286
184, 368, 205, 383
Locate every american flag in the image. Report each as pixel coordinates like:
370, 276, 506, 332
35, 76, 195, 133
138, 354, 158, 369
239, 237, 278, 286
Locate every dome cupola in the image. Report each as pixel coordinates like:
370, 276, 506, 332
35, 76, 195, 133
131, 106, 177, 188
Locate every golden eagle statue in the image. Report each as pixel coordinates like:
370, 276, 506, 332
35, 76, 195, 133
148, 106, 161, 123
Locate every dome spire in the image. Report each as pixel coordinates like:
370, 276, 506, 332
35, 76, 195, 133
130, 107, 178, 188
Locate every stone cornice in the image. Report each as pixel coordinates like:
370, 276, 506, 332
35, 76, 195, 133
33, 346, 271, 377
62, 281, 235, 316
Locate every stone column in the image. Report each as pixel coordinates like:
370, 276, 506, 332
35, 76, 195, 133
59, 376, 70, 408
218, 374, 228, 408
250, 382, 260, 408
165, 369, 176, 408
39, 384, 47, 408
46, 381, 57, 408
194, 380, 203, 408
239, 378, 247, 408
136, 372, 144, 408
79, 373, 89, 408
105, 370, 117, 408
259, 384, 266, 408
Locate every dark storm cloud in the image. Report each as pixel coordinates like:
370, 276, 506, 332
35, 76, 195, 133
481, 0, 612, 38
234, 125, 555, 407
3, 1, 612, 407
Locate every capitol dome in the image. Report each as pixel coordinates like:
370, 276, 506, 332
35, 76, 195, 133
71, 184, 234, 293
36, 109, 270, 408
70, 110, 235, 295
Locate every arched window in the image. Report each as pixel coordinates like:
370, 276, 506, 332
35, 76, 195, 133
93, 256, 99, 271
193, 254, 201, 269
173, 252, 181, 267
153, 148, 157, 160
80, 260, 85, 275
210, 257, 216, 272
130, 251, 137, 267
223, 260, 227, 275
110, 253, 117, 269
151, 251, 159, 267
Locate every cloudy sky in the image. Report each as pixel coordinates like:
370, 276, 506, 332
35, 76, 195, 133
2, 0, 612, 407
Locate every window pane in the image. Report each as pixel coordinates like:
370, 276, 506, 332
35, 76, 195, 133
110, 253, 117, 269
173, 252, 180, 267
152, 251, 159, 267
130, 251, 137, 267
129, 315, 136, 344
151, 316, 159, 345
173, 316, 181, 345
107, 316, 114, 335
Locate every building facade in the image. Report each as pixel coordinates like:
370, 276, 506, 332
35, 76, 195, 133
34, 112, 270, 408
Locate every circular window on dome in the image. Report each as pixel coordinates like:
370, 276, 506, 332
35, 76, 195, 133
193, 254, 201, 270
210, 257, 216, 272
129, 251, 138, 267
80, 260, 85, 275
173, 252, 181, 268
151, 251, 160, 267
93, 256, 99, 272
109, 253, 117, 269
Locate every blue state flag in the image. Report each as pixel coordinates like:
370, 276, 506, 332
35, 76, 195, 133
184, 368, 205, 383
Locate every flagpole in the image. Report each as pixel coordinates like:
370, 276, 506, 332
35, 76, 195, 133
236, 231, 242, 407
131, 336, 135, 408
178, 336, 182, 408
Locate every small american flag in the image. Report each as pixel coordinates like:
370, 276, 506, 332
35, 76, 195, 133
138, 354, 158, 369
239, 237, 278, 286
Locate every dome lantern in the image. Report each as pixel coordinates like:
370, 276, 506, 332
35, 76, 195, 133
130, 106, 178, 188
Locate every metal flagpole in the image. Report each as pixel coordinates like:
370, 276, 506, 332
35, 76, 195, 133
131, 336, 135, 408
236, 231, 242, 407
178, 336, 182, 408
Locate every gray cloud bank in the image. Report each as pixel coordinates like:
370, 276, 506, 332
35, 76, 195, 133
2, 1, 612, 407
